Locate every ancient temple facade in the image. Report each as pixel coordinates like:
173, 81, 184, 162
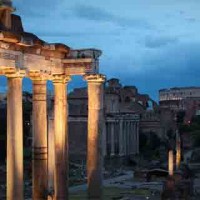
0, 1, 105, 200
67, 78, 140, 159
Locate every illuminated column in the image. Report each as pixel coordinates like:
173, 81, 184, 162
110, 122, 115, 156
85, 74, 106, 199
119, 119, 124, 156
48, 108, 55, 195
53, 75, 71, 200
176, 131, 181, 170
32, 78, 48, 200
7, 72, 24, 200
168, 150, 174, 176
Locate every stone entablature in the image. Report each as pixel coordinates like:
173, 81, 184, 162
106, 113, 140, 121
0, 42, 101, 78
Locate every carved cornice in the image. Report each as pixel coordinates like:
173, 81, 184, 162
0, 33, 70, 60
84, 74, 106, 84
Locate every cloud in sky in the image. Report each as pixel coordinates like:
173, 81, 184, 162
72, 4, 152, 29
144, 35, 178, 48
14, 0, 64, 18
10, 0, 200, 100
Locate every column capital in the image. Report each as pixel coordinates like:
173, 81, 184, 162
52, 74, 71, 84
5, 69, 26, 78
84, 74, 106, 83
29, 71, 49, 82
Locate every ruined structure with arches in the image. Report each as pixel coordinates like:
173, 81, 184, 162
0, 0, 105, 199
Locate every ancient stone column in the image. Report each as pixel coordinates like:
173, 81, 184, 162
110, 122, 115, 156
136, 123, 140, 154
84, 74, 106, 200
119, 119, 124, 156
168, 150, 174, 176
176, 131, 181, 170
133, 122, 138, 154
127, 121, 131, 155
124, 121, 127, 155
102, 119, 107, 157
129, 122, 133, 155
53, 75, 70, 200
32, 78, 48, 200
48, 109, 55, 196
7, 72, 24, 200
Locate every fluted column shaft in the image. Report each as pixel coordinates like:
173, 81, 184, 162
133, 123, 137, 154
127, 121, 130, 155
48, 110, 55, 194
136, 122, 139, 154
85, 74, 106, 200
7, 76, 23, 200
119, 119, 124, 156
129, 122, 133, 155
124, 122, 127, 155
110, 122, 115, 156
53, 75, 70, 200
32, 79, 48, 200
102, 119, 107, 157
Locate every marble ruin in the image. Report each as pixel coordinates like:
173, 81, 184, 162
0, 0, 106, 199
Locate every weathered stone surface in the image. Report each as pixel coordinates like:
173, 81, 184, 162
32, 79, 48, 200
85, 74, 106, 199
53, 75, 70, 200
7, 76, 23, 200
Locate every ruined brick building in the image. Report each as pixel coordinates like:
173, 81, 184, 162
159, 87, 200, 124
67, 78, 161, 159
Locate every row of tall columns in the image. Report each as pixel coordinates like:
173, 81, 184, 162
6, 73, 106, 200
106, 120, 139, 157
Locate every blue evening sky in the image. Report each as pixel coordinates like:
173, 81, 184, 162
2, 0, 200, 100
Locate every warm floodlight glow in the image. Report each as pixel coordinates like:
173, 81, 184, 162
168, 150, 174, 176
